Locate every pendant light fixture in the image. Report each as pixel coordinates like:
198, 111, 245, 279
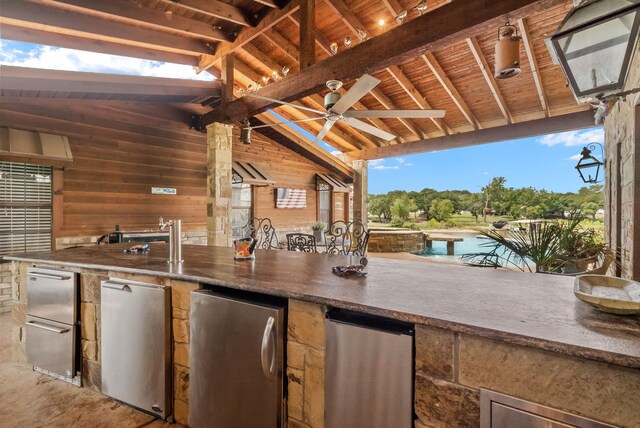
494, 22, 522, 79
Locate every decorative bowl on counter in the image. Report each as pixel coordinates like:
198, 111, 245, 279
574, 274, 640, 315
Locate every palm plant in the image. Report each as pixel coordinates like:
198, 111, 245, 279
462, 215, 610, 274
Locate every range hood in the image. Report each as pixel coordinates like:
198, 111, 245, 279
0, 127, 73, 168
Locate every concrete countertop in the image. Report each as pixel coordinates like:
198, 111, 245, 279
5, 244, 640, 368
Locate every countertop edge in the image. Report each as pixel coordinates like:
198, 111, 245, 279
7, 254, 640, 370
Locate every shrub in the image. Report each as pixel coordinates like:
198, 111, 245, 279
425, 219, 443, 229
389, 217, 404, 227
445, 219, 459, 228
402, 221, 420, 230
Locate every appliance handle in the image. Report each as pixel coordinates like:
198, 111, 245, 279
29, 272, 71, 281
260, 316, 276, 382
27, 320, 70, 334
102, 282, 132, 292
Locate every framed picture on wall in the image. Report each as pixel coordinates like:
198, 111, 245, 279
276, 188, 306, 208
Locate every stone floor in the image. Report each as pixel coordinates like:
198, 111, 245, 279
0, 312, 179, 428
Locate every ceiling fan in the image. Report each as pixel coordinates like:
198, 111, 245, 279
240, 73, 445, 144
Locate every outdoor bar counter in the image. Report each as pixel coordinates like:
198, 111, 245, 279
7, 244, 640, 427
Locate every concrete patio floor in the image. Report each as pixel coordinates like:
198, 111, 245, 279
0, 312, 179, 428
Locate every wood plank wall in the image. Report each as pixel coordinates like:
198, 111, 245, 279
0, 100, 347, 241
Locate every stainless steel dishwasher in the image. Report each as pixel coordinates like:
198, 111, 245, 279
189, 288, 286, 428
101, 278, 171, 419
325, 309, 414, 428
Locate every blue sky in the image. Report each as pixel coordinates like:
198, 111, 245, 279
1, 40, 603, 194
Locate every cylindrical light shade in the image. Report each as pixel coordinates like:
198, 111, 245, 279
495, 24, 522, 79
240, 122, 252, 144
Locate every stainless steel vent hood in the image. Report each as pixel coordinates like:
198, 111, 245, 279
0, 127, 73, 168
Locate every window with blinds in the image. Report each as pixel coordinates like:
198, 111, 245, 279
0, 162, 52, 256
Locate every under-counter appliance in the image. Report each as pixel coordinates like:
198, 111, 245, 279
101, 279, 171, 418
189, 288, 286, 428
26, 267, 79, 384
325, 309, 414, 428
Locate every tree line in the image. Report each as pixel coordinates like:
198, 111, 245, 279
369, 177, 604, 225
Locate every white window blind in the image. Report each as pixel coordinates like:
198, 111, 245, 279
0, 162, 52, 256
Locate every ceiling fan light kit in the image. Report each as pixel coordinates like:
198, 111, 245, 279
238, 73, 446, 145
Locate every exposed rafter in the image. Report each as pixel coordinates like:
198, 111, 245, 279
199, 0, 300, 71
0, 1, 222, 56
386, 65, 451, 135
263, 28, 300, 63
38, 0, 233, 40
517, 18, 550, 117
204, 0, 566, 124
345, 110, 595, 161
467, 36, 514, 124
299, 0, 316, 69
160, 0, 253, 27
422, 52, 481, 130
288, 12, 333, 54
253, 0, 279, 8
369, 88, 424, 139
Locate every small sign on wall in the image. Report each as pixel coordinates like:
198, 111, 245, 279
151, 187, 177, 195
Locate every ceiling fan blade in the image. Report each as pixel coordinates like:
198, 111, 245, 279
245, 93, 326, 115
342, 117, 396, 141
313, 120, 336, 144
330, 74, 380, 115
344, 109, 446, 119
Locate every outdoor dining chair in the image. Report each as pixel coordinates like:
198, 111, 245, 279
324, 220, 369, 256
242, 217, 280, 250
286, 233, 318, 253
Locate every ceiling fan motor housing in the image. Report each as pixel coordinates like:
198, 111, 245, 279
324, 91, 342, 110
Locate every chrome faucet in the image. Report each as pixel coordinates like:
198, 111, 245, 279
159, 217, 183, 263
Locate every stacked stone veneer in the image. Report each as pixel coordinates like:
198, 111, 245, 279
206, 122, 233, 248
0, 262, 12, 314
414, 325, 640, 427
287, 300, 326, 428
604, 45, 640, 280
368, 230, 425, 253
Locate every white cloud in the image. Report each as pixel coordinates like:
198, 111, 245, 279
538, 128, 604, 147
369, 159, 384, 167
373, 165, 399, 170
483, 172, 489, 175
566, 154, 582, 161
405, 163, 413, 166
0, 44, 214, 81
395, 157, 406, 164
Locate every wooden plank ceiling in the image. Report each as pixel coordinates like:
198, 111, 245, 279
0, 0, 592, 159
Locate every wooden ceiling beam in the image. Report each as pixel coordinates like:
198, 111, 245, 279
422, 52, 481, 130
204, 0, 566, 123
381, 0, 403, 16
0, 23, 205, 67
159, 0, 253, 27
241, 44, 283, 74
345, 110, 596, 161
288, 13, 333, 54
517, 18, 550, 117
263, 28, 300, 63
467, 36, 514, 124
299, 0, 316, 69
0, 1, 218, 56
386, 65, 451, 135
39, 0, 233, 40
221, 54, 235, 103
253, 0, 279, 8
199, 0, 300, 72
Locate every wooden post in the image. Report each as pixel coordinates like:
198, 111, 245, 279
221, 53, 235, 104
299, 0, 315, 69
206, 122, 233, 247
352, 160, 368, 226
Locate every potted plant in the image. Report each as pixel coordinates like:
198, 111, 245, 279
311, 222, 327, 243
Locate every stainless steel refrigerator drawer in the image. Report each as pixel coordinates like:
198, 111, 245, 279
26, 315, 76, 377
101, 279, 171, 419
27, 267, 77, 325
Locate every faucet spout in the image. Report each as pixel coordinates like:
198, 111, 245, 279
160, 218, 183, 263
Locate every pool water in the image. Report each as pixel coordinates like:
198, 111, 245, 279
420, 235, 494, 256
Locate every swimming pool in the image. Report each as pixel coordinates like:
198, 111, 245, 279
420, 233, 493, 257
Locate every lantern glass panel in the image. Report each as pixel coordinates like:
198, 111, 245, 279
557, 10, 637, 93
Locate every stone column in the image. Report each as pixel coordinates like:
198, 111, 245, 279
351, 160, 368, 226
206, 122, 233, 247
604, 45, 640, 280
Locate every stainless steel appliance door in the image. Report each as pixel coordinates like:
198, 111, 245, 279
101, 280, 171, 418
325, 319, 413, 428
27, 267, 76, 324
189, 290, 284, 428
26, 315, 75, 377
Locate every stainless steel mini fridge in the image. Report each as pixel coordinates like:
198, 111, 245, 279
189, 289, 285, 428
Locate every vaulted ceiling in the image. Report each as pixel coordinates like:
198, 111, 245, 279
0, 0, 595, 160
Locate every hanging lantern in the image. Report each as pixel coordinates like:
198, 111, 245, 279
494, 22, 522, 79
548, 0, 640, 103
575, 143, 604, 183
